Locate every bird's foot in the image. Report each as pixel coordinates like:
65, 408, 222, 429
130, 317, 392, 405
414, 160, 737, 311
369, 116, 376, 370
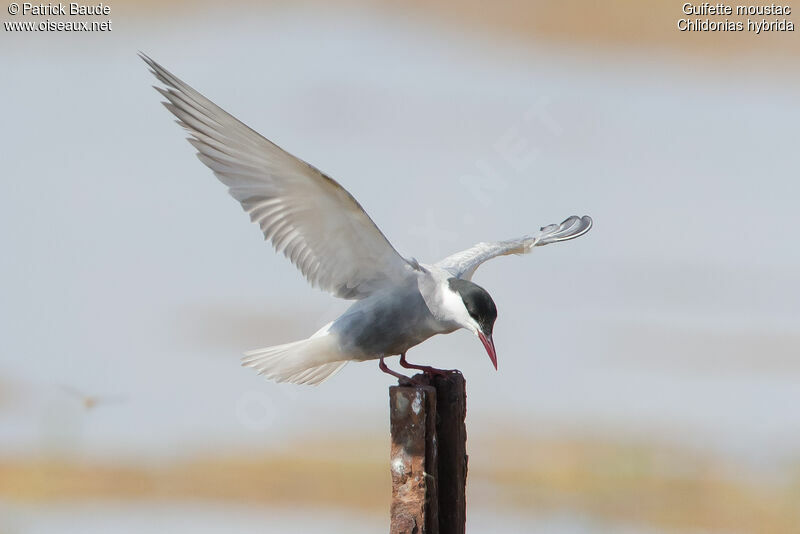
399, 354, 453, 378
379, 357, 414, 386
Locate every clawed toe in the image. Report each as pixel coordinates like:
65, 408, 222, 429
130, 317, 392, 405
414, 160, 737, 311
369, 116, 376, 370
423, 367, 451, 377
397, 376, 415, 387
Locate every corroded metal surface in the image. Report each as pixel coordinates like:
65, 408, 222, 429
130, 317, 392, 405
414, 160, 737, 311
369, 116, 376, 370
389, 384, 438, 534
432, 372, 467, 534
389, 371, 467, 534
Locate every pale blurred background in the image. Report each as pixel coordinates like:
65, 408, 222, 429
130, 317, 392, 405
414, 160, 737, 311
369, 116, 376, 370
1, 1, 799, 533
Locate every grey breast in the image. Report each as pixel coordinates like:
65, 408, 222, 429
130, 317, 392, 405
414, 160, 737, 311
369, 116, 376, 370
332, 284, 445, 359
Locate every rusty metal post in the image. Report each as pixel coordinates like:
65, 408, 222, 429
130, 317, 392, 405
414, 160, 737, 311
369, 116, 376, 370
389, 383, 438, 534
389, 371, 467, 534
432, 371, 467, 534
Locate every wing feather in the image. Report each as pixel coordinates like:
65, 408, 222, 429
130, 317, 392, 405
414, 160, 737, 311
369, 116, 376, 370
142, 54, 414, 299
436, 215, 592, 280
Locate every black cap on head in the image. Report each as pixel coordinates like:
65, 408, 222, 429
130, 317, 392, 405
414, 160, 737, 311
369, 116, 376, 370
448, 278, 497, 335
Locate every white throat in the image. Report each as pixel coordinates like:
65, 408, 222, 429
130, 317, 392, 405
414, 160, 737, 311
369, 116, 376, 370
418, 265, 479, 334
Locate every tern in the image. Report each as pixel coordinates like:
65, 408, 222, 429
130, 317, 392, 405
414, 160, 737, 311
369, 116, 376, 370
142, 54, 592, 386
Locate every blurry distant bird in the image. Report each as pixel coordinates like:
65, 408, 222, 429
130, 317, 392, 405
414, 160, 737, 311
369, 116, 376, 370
142, 54, 592, 385
59, 386, 127, 411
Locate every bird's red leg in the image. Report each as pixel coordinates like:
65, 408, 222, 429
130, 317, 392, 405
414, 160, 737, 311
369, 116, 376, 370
379, 357, 412, 385
399, 353, 450, 377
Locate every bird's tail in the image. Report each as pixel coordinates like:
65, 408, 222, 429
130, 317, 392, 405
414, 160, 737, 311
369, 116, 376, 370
241, 325, 347, 386
529, 215, 593, 249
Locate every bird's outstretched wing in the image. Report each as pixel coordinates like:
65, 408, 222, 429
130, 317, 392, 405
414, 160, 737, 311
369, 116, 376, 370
142, 54, 416, 299
436, 215, 592, 280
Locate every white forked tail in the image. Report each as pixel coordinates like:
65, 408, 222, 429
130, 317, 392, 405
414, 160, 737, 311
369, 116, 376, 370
241, 325, 347, 386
